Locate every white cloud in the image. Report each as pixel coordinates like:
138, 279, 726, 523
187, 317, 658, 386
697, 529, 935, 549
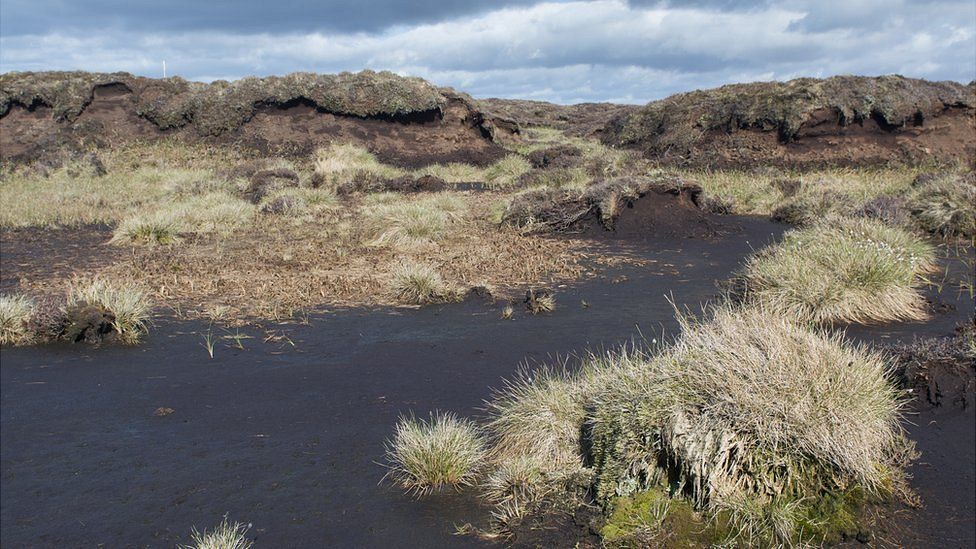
1, 0, 972, 103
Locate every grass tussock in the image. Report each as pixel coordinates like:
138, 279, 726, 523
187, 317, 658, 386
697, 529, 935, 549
182, 516, 253, 549
112, 193, 256, 245
389, 262, 458, 305
741, 216, 937, 324
68, 278, 152, 342
907, 172, 976, 238
689, 167, 919, 219
519, 167, 592, 191
587, 305, 909, 545
481, 454, 550, 507
384, 412, 485, 496
459, 304, 911, 545
485, 367, 588, 474
0, 294, 35, 345
364, 194, 467, 248
416, 162, 485, 183
483, 155, 532, 189
259, 187, 339, 216
313, 142, 405, 189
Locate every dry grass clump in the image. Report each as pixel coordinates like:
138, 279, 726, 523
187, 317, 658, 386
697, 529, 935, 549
485, 367, 588, 473
741, 216, 937, 324
416, 162, 484, 183
478, 362, 611, 530
0, 294, 35, 345
524, 289, 557, 314
688, 167, 919, 219
312, 143, 405, 189
481, 454, 550, 507
364, 193, 466, 248
499, 126, 639, 181
589, 305, 909, 545
112, 210, 183, 245
519, 167, 591, 190
112, 193, 256, 245
384, 412, 485, 496
769, 189, 856, 226
907, 172, 976, 238
484, 155, 532, 189
0, 141, 254, 229
68, 278, 152, 342
181, 516, 253, 549
259, 187, 339, 216
389, 262, 458, 305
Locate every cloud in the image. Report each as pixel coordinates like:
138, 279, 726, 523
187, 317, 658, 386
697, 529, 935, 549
0, 0, 542, 36
1, 0, 973, 104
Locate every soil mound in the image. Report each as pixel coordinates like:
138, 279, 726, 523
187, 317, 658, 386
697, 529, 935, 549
502, 174, 710, 237
244, 168, 301, 202
602, 75, 976, 168
889, 323, 976, 410
336, 173, 447, 195
526, 145, 584, 169
476, 98, 639, 137
0, 71, 512, 166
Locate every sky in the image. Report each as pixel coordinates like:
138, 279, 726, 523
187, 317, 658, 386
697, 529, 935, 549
0, 0, 973, 104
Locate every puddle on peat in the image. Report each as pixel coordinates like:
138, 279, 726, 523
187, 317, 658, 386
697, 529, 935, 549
1, 217, 972, 547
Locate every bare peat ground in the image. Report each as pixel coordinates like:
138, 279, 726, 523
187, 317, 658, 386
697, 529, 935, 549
0, 224, 119, 294
843, 248, 976, 549
1, 216, 783, 547
1, 220, 972, 548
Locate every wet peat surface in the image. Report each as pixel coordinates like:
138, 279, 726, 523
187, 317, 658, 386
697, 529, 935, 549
843, 248, 976, 549
1, 218, 973, 548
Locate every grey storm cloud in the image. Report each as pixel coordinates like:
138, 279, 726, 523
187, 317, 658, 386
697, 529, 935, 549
1, 0, 973, 104
0, 0, 542, 35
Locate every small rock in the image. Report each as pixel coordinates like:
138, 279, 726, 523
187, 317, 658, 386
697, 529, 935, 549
524, 288, 556, 314
466, 286, 493, 300
526, 145, 583, 169
63, 302, 116, 343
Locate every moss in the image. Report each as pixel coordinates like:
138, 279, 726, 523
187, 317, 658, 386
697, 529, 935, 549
795, 487, 868, 545
602, 489, 731, 548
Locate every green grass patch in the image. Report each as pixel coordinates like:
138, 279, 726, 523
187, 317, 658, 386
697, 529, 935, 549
483, 155, 532, 189
312, 143, 405, 189
603, 489, 731, 548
